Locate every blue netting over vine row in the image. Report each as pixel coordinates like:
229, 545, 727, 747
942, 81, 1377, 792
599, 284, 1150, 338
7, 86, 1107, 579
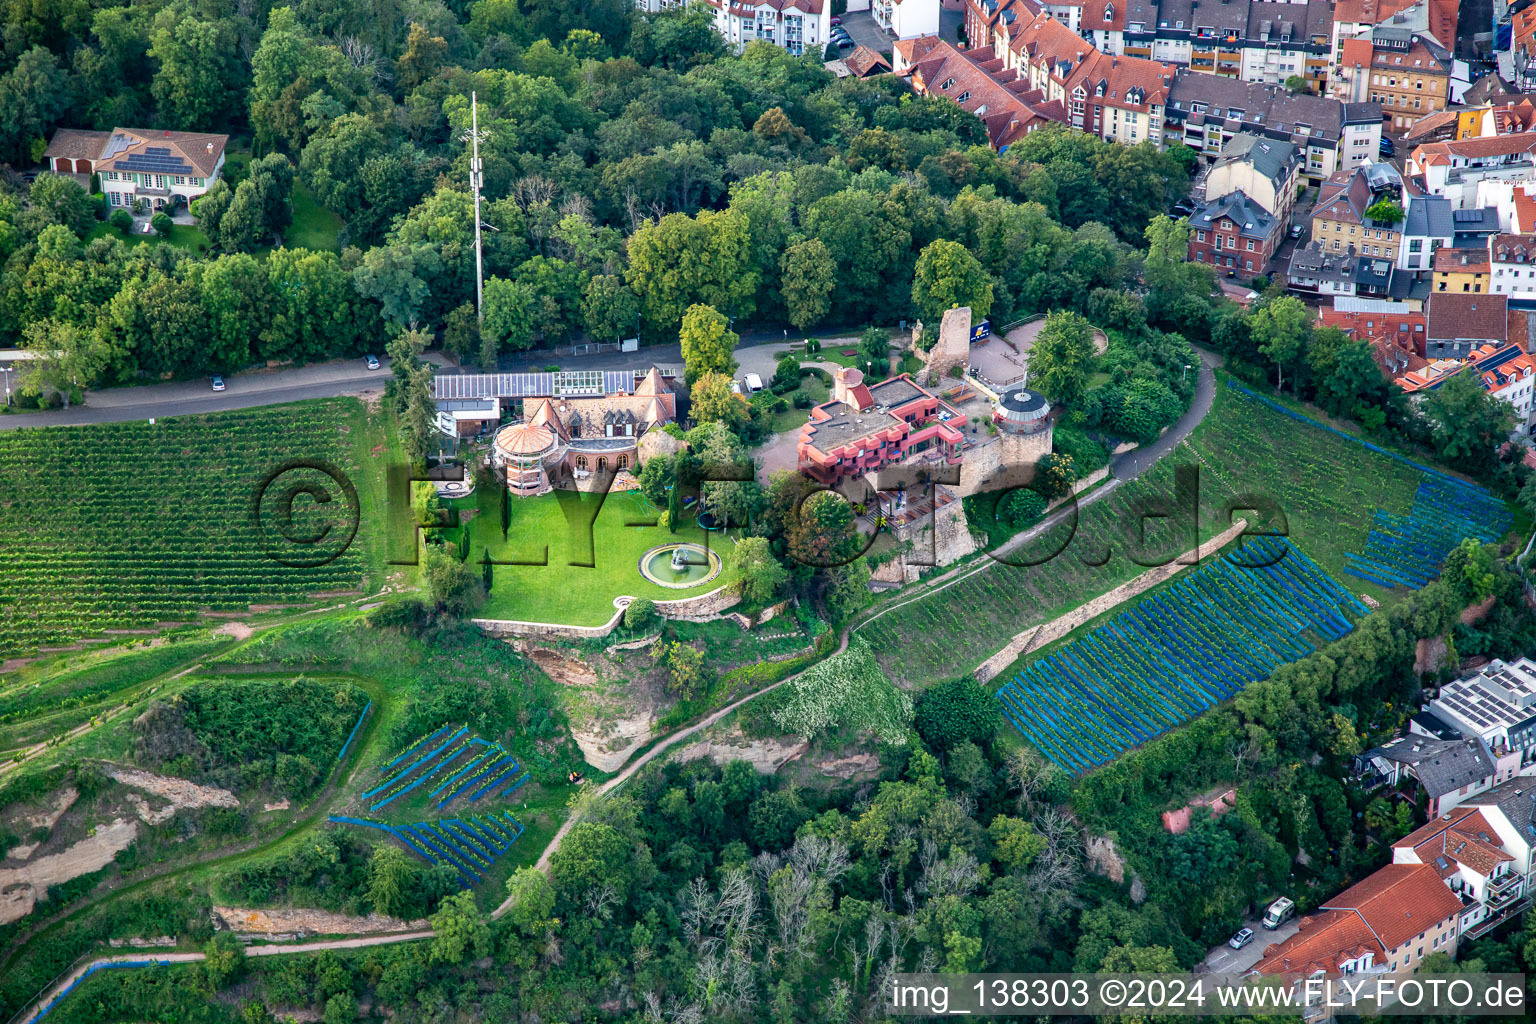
996, 537, 1366, 774
1344, 477, 1512, 590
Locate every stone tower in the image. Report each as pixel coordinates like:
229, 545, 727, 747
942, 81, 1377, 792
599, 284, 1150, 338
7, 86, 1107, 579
921, 306, 972, 385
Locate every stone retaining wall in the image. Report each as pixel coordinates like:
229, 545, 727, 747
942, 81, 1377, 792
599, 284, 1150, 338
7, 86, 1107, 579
473, 581, 741, 640
973, 518, 1250, 683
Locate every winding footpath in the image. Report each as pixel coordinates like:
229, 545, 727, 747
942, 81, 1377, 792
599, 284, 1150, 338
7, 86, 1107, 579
9, 350, 1221, 1023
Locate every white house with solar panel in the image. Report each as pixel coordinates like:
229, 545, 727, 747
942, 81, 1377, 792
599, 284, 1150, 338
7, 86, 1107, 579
436, 366, 679, 495
43, 127, 228, 214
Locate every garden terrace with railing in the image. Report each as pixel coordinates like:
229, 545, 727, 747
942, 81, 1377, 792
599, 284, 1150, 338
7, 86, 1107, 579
360, 725, 529, 813
1344, 477, 1512, 589
0, 401, 375, 658
328, 812, 526, 886
996, 537, 1368, 774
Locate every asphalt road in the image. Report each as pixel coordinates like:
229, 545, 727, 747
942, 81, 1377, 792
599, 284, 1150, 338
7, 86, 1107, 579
0, 355, 448, 430
1109, 347, 1219, 480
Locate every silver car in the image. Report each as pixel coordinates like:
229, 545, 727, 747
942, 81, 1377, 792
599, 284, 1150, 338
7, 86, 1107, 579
1229, 928, 1255, 949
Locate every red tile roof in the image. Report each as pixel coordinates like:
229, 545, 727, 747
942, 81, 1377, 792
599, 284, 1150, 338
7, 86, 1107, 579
844, 45, 891, 77
1321, 863, 1464, 951
1335, 0, 1419, 25
1397, 808, 1514, 879
1252, 908, 1386, 981
1427, 293, 1508, 342
899, 36, 1067, 149
1340, 38, 1374, 70
1412, 133, 1536, 168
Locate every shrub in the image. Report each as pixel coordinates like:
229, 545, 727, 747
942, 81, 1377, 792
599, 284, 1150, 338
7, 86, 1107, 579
792, 389, 815, 409
367, 598, 432, 635
914, 676, 999, 752
150, 211, 173, 237
624, 598, 659, 633
1052, 425, 1109, 473
998, 488, 1046, 528
109, 208, 133, 235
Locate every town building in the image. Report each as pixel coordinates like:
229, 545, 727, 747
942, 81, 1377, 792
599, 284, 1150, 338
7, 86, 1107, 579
1398, 194, 1453, 270
958, 5, 1177, 145
1407, 134, 1536, 209
1164, 74, 1381, 180
1288, 240, 1363, 295
1319, 301, 1428, 374
1312, 164, 1403, 261
43, 127, 228, 213
1422, 657, 1536, 760
1393, 806, 1532, 939
696, 0, 832, 57
1433, 247, 1490, 292
1396, 342, 1536, 435
1188, 190, 1284, 275
1103, 0, 1334, 90
873, 0, 941, 39
1331, 29, 1455, 130
1203, 132, 1300, 218
1251, 863, 1464, 984
892, 36, 1067, 149
797, 369, 968, 488
1489, 232, 1536, 299
1356, 734, 1508, 816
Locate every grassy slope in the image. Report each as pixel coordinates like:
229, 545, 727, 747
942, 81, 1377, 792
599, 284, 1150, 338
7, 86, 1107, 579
857, 375, 1451, 688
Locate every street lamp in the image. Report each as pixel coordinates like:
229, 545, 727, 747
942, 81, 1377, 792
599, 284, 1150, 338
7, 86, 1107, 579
1183, 364, 1192, 382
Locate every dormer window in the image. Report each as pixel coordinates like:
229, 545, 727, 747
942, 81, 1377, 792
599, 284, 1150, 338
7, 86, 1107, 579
958, 90, 971, 102
942, 76, 956, 89
1104, 3, 1114, 20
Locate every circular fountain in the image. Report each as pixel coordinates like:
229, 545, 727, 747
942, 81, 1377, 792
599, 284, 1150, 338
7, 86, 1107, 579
637, 542, 722, 589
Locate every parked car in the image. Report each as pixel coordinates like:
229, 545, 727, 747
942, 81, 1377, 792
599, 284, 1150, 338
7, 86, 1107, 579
364, 354, 381, 370
210, 375, 226, 392
832, 30, 851, 42
837, 38, 855, 48
1379, 137, 1396, 156
1289, 224, 1305, 239
831, 14, 842, 24
1229, 928, 1255, 950
743, 372, 764, 393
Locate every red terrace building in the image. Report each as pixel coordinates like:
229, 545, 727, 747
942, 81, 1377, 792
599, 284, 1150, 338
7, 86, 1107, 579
797, 369, 966, 487
1187, 192, 1283, 277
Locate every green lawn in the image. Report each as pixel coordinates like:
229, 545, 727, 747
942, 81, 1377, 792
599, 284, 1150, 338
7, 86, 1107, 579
286, 181, 343, 251
87, 221, 210, 254
762, 372, 830, 433
465, 490, 738, 626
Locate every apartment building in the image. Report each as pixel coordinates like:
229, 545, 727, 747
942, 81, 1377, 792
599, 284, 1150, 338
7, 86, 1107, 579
1165, 74, 1380, 179
1313, 164, 1403, 260
1490, 232, 1536, 299
1399, 194, 1453, 270
1356, 734, 1510, 817
873, 0, 942, 38
1407, 134, 1536, 208
1393, 808, 1530, 942
1188, 190, 1284, 273
1105, 0, 1333, 89
1360, 30, 1455, 130
1252, 864, 1463, 986
967, 7, 1177, 144
1425, 658, 1536, 757
1204, 132, 1300, 217
696, 0, 832, 56
892, 36, 1068, 149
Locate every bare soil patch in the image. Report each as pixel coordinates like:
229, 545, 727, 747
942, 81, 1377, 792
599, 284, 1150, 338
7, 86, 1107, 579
214, 905, 426, 937
673, 726, 809, 774
0, 818, 137, 925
